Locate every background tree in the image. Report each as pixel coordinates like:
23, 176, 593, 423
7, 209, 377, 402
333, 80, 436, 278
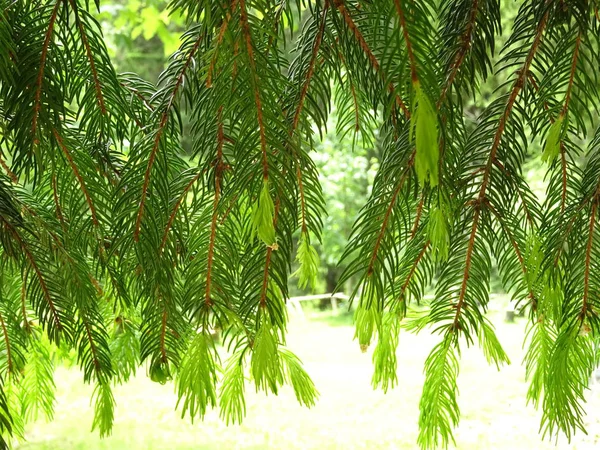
0, 0, 600, 449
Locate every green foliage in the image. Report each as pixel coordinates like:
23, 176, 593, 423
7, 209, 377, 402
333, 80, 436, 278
541, 115, 565, 164
176, 332, 218, 422
1, 0, 600, 448
252, 179, 277, 248
293, 231, 320, 291
411, 81, 439, 187
219, 353, 246, 426
91, 382, 115, 438
371, 310, 402, 393
427, 205, 450, 262
418, 336, 460, 450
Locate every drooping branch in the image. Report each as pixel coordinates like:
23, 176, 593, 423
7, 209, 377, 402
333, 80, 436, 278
392, 0, 418, 83
239, 0, 269, 180
133, 35, 203, 241
53, 129, 99, 227
437, 0, 480, 106
334, 0, 410, 117
32, 0, 62, 139
7, 225, 62, 332
452, 13, 549, 331
581, 200, 597, 321
67, 0, 106, 115
204, 107, 226, 308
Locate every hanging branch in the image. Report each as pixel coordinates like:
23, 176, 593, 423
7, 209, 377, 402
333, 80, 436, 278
334, 0, 410, 117
451, 12, 549, 332
133, 34, 204, 241
239, 0, 269, 181
32, 0, 62, 139
67, 0, 106, 115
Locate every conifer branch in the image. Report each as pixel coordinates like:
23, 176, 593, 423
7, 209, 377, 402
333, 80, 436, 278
159, 171, 202, 254
581, 200, 597, 321
0, 310, 14, 376
438, 0, 479, 106
32, 0, 62, 139
452, 12, 549, 332
67, 0, 106, 115
392, 0, 418, 83
334, 0, 410, 117
7, 225, 62, 332
239, 0, 269, 180
53, 129, 99, 226
204, 107, 226, 308
134, 34, 203, 241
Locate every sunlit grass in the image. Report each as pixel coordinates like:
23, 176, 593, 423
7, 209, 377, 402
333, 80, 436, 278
16, 305, 600, 449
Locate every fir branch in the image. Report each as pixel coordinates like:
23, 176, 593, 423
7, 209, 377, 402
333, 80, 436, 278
334, 0, 410, 117
32, 0, 62, 139
7, 225, 62, 333
451, 12, 549, 332
0, 310, 14, 376
204, 107, 226, 308
67, 0, 106, 115
52, 129, 99, 226
437, 0, 480, 106
581, 200, 597, 321
392, 0, 418, 83
239, 0, 269, 180
133, 34, 203, 241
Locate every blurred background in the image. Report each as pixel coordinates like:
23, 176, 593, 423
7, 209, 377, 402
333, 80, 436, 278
14, 1, 600, 448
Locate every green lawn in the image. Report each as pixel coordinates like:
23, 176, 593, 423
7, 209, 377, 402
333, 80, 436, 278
15, 307, 600, 449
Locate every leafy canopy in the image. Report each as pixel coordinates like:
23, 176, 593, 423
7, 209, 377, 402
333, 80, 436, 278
1, 0, 600, 448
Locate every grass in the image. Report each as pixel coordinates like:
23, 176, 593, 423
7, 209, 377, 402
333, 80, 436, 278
16, 306, 600, 449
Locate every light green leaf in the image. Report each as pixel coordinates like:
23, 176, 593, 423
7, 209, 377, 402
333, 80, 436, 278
252, 179, 277, 248
541, 115, 565, 164
411, 81, 439, 187
293, 232, 320, 291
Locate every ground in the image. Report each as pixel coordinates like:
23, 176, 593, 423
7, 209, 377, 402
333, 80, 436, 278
15, 306, 600, 449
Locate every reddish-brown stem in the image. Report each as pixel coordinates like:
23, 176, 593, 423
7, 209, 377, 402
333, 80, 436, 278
53, 129, 99, 226
83, 319, 101, 372
291, 3, 329, 132
411, 194, 425, 239
32, 0, 62, 139
207, 0, 239, 88
290, 3, 329, 233
134, 35, 203, 241
399, 241, 430, 296
561, 33, 582, 118
366, 154, 414, 276
239, 0, 269, 180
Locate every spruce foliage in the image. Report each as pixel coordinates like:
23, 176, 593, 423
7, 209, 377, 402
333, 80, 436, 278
1, 0, 600, 448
